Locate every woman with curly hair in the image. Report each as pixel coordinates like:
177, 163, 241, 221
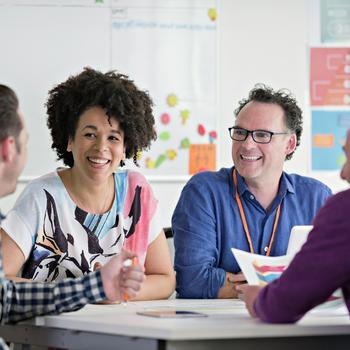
0, 68, 175, 300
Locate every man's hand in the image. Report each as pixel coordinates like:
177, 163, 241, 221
217, 272, 247, 299
100, 250, 145, 302
236, 284, 263, 317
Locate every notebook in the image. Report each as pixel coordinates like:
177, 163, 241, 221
232, 224, 345, 313
286, 225, 313, 256
231, 225, 313, 286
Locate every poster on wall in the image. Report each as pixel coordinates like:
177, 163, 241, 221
310, 47, 350, 106
321, 0, 350, 43
311, 110, 348, 170
310, 47, 350, 170
111, 0, 218, 177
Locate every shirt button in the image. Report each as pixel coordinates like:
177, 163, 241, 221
250, 194, 254, 200
264, 246, 268, 252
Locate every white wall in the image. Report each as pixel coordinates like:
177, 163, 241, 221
218, 0, 348, 192
0, 0, 348, 227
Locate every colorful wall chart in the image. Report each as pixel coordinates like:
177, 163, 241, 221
111, 0, 218, 176
252, 261, 286, 286
310, 47, 350, 170
310, 47, 350, 106
321, 0, 350, 43
312, 110, 348, 170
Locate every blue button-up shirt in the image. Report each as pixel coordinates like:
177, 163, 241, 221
172, 167, 332, 299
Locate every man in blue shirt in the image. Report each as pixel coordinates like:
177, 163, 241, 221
0, 84, 144, 349
172, 84, 331, 299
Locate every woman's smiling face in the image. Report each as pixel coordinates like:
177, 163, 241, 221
67, 106, 125, 183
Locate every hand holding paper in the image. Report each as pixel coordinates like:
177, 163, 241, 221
231, 248, 291, 286
236, 284, 263, 318
232, 246, 344, 312
218, 271, 247, 298
227, 272, 246, 284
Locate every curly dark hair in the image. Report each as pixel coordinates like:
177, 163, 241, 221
0, 84, 22, 152
46, 67, 156, 167
234, 84, 303, 160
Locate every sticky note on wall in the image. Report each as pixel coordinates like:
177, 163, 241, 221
189, 144, 216, 175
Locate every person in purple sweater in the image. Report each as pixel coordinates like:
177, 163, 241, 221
238, 130, 350, 323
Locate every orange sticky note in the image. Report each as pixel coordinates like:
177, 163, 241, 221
313, 134, 334, 148
189, 144, 216, 175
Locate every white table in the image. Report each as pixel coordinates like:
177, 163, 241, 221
1, 299, 350, 350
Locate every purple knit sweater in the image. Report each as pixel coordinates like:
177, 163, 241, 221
254, 188, 350, 323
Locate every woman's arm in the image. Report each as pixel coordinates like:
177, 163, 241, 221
0, 228, 30, 282
132, 230, 175, 300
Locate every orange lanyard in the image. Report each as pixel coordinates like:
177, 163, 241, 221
233, 169, 281, 256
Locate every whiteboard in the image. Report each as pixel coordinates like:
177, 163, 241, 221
112, 0, 218, 177
0, 0, 218, 178
0, 1, 111, 177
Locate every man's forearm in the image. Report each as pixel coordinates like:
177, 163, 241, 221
1, 271, 105, 324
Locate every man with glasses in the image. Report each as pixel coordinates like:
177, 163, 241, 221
172, 84, 331, 299
238, 130, 350, 322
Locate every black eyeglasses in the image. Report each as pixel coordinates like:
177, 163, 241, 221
228, 127, 289, 144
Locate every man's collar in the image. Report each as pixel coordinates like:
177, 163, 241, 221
279, 172, 295, 195
233, 168, 250, 196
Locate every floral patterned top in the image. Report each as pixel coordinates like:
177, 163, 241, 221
2, 169, 161, 282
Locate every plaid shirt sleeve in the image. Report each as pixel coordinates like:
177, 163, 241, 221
0, 248, 106, 324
